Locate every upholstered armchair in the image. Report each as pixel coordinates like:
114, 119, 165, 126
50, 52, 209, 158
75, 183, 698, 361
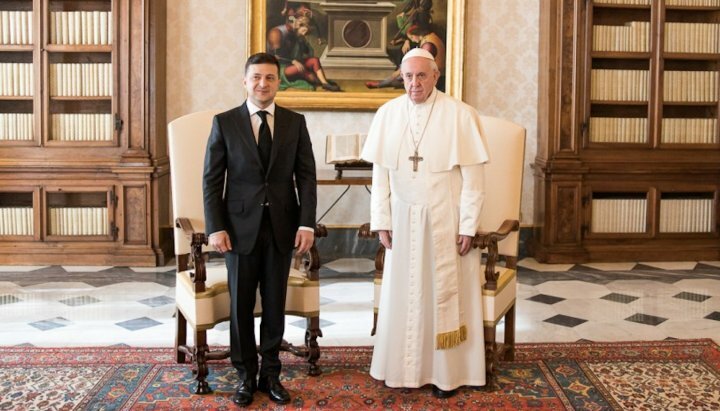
359, 115, 525, 389
168, 110, 325, 394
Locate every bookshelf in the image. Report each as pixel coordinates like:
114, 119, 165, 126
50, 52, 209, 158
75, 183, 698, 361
0, 0, 169, 266
533, 0, 720, 262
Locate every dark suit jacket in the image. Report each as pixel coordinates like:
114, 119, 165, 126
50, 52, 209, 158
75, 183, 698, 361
203, 103, 317, 255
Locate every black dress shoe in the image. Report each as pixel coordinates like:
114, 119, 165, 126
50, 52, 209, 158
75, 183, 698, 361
258, 376, 291, 404
432, 385, 457, 399
232, 379, 256, 406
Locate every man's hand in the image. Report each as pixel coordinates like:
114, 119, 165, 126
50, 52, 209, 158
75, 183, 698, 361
209, 231, 232, 254
401, 39, 411, 54
294, 230, 315, 256
292, 60, 305, 72
457, 234, 473, 256
378, 230, 393, 250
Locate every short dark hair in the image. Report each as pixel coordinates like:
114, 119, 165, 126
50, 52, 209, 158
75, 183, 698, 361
245, 52, 281, 75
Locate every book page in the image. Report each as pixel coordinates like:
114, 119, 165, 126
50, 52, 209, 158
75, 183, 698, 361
326, 134, 363, 164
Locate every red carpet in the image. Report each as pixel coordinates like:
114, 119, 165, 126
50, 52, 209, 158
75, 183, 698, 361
0, 339, 718, 410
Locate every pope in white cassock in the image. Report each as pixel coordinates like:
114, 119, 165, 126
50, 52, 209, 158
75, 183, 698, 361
361, 48, 490, 399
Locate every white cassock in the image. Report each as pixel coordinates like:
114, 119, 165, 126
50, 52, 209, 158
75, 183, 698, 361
361, 89, 490, 391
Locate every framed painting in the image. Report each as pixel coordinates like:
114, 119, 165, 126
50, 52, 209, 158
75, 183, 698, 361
247, 0, 466, 110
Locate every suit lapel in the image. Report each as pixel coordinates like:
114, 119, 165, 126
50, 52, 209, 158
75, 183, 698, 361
268, 106, 290, 172
233, 103, 263, 169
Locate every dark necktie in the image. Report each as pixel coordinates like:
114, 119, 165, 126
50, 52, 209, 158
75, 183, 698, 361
256, 110, 272, 170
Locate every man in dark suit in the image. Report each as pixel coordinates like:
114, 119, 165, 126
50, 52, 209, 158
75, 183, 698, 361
203, 52, 317, 406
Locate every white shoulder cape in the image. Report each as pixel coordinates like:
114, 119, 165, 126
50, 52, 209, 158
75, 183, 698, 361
361, 91, 489, 170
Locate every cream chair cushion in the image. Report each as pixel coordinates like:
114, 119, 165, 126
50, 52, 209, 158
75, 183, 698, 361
481, 266, 517, 327
477, 115, 525, 258
176, 262, 230, 331
168, 110, 222, 256
252, 267, 320, 317
177, 265, 320, 331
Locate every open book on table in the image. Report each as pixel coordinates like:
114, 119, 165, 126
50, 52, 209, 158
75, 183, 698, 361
325, 133, 371, 165
325, 133, 372, 179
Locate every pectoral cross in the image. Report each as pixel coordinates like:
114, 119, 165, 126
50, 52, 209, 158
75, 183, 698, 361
409, 150, 423, 172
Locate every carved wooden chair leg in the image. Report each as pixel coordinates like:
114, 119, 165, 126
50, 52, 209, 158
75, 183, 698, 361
503, 304, 516, 361
483, 325, 499, 392
371, 243, 385, 336
192, 330, 212, 395
175, 308, 187, 363
305, 315, 322, 376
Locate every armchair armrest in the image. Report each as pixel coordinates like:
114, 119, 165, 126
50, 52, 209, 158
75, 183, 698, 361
175, 217, 208, 251
358, 223, 386, 300
358, 223, 376, 239
314, 224, 328, 238
293, 224, 328, 281
472, 219, 520, 291
175, 217, 208, 292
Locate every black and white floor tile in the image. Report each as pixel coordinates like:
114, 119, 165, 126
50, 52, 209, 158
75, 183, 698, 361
0, 258, 718, 347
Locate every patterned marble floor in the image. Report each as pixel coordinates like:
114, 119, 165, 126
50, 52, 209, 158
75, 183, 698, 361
0, 258, 718, 348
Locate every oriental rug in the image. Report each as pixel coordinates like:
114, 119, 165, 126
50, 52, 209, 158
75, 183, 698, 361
0, 339, 718, 410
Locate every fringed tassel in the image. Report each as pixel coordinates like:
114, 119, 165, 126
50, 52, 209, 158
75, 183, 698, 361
435, 325, 467, 350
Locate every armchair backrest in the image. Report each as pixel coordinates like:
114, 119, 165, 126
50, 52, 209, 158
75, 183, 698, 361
168, 110, 222, 256
477, 116, 526, 258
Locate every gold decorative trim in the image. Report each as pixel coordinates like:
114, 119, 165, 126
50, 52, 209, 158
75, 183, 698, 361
179, 271, 229, 299
177, 305, 230, 331
288, 277, 320, 287
283, 310, 320, 317
435, 325, 467, 349
482, 268, 517, 296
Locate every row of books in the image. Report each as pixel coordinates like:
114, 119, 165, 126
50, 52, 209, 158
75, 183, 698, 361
591, 199, 647, 233
590, 69, 649, 101
591, 69, 719, 102
665, 23, 720, 54
664, 70, 719, 102
0, 113, 33, 141
50, 11, 112, 46
594, 0, 650, 5
589, 117, 718, 144
0, 63, 33, 97
662, 118, 718, 144
592, 22, 650, 53
51, 114, 113, 142
0, 11, 32, 45
589, 117, 648, 143
50, 63, 112, 97
659, 199, 713, 233
596, 0, 720, 5
48, 207, 108, 236
665, 0, 720, 6
0, 207, 33, 236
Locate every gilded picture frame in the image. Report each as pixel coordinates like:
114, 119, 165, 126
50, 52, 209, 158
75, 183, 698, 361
247, 0, 465, 111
